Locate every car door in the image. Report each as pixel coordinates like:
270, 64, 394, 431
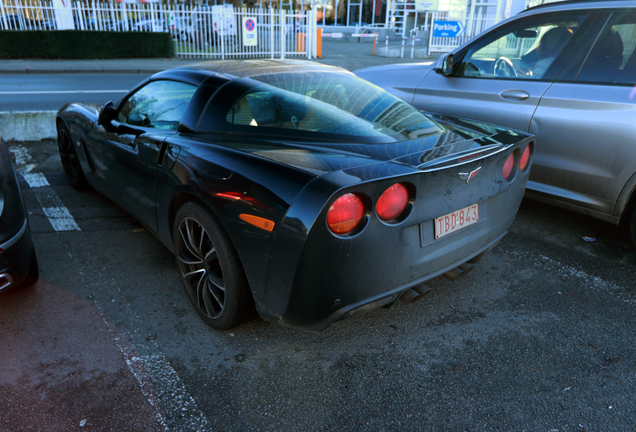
413, 11, 594, 133
86, 80, 197, 231
527, 9, 636, 220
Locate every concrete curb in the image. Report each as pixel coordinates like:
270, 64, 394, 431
0, 111, 57, 142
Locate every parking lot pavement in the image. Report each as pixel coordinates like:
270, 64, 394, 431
0, 284, 165, 432
4, 140, 636, 431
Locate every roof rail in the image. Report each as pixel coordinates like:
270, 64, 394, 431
524, 0, 632, 13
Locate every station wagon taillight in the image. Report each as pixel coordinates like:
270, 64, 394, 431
503, 153, 515, 180
327, 193, 365, 235
377, 183, 409, 222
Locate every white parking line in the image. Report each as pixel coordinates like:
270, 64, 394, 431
10, 145, 81, 232
101, 317, 210, 432
510, 249, 634, 305
22, 172, 50, 188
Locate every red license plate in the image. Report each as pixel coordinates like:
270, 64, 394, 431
435, 204, 479, 239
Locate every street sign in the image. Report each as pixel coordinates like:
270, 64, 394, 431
432, 20, 465, 38
414, 0, 439, 11
242, 17, 258, 46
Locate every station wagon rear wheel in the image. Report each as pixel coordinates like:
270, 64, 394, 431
57, 124, 89, 190
173, 202, 254, 330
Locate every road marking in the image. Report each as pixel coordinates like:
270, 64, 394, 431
0, 90, 128, 95
509, 249, 634, 305
10, 144, 81, 232
101, 317, 210, 432
41, 205, 81, 231
22, 172, 50, 188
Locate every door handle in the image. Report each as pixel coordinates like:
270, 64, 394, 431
499, 89, 530, 101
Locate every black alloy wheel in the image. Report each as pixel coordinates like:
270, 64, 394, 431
57, 124, 89, 190
173, 202, 254, 330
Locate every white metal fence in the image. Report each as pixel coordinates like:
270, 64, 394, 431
0, 0, 318, 59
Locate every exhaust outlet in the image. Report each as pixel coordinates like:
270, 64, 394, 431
0, 273, 15, 293
444, 262, 475, 282
399, 284, 431, 304
399, 288, 421, 304
413, 284, 431, 297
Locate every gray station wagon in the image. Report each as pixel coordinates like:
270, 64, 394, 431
357, 0, 636, 245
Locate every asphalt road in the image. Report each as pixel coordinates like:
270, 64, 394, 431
3, 139, 636, 431
0, 73, 152, 111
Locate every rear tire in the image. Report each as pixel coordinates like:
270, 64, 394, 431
23, 251, 39, 288
57, 123, 89, 190
173, 202, 254, 330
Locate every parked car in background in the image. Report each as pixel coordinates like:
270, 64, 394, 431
168, 16, 195, 42
0, 14, 33, 30
357, 0, 636, 245
56, 60, 533, 331
0, 135, 38, 293
130, 18, 164, 32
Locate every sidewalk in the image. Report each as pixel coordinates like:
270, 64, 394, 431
0, 39, 434, 75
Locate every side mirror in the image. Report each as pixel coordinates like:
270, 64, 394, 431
127, 113, 150, 127
98, 101, 117, 128
434, 53, 454, 76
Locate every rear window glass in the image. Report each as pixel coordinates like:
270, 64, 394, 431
221, 71, 441, 142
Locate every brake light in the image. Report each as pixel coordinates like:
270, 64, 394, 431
519, 145, 531, 172
503, 153, 515, 180
376, 183, 409, 222
327, 193, 365, 235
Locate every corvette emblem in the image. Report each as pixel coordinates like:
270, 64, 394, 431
458, 167, 481, 184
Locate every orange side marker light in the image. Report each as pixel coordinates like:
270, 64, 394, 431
239, 214, 275, 232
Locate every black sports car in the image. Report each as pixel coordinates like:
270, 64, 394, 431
56, 60, 533, 331
0, 134, 38, 293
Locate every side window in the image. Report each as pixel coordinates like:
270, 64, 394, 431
455, 13, 588, 80
118, 80, 197, 130
575, 11, 636, 85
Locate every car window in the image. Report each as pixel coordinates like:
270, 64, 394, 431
223, 72, 442, 142
455, 13, 588, 80
118, 80, 197, 130
575, 11, 636, 85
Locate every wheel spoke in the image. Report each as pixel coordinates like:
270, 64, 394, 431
207, 279, 224, 310
63, 158, 77, 182
202, 277, 223, 317
178, 249, 203, 266
179, 219, 203, 260
183, 268, 205, 285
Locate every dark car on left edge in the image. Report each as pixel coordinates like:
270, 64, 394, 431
0, 133, 39, 293
56, 59, 533, 331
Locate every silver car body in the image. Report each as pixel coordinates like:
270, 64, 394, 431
357, 0, 636, 228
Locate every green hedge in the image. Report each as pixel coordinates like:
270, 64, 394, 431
0, 30, 174, 59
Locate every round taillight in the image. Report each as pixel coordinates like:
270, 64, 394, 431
503, 153, 515, 180
327, 193, 365, 235
519, 145, 530, 172
377, 183, 409, 222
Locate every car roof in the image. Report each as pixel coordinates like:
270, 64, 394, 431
522, 0, 636, 15
152, 59, 349, 87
